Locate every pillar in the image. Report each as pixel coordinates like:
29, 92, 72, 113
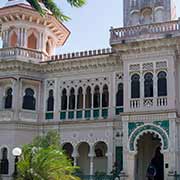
106, 152, 113, 174
126, 153, 136, 180
72, 146, 79, 167
88, 145, 95, 175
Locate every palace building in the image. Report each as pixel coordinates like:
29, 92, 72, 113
0, 0, 179, 179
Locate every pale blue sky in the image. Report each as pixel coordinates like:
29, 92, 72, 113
0, 0, 180, 54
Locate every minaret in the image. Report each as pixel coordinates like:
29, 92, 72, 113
0, 0, 70, 59
123, 0, 176, 26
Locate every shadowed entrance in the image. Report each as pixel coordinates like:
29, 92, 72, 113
135, 133, 164, 180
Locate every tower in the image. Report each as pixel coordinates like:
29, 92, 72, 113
123, 0, 176, 26
0, 0, 70, 60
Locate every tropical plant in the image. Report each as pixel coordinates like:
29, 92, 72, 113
16, 130, 79, 180
27, 0, 86, 21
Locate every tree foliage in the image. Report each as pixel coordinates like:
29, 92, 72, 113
16, 131, 79, 180
27, 0, 86, 21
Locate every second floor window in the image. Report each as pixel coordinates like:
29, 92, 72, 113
5, 88, 13, 109
47, 90, 54, 111
131, 74, 140, 99
22, 88, 36, 110
144, 73, 153, 98
102, 85, 109, 107
0, 148, 9, 175
61, 89, 67, 110
116, 83, 123, 106
158, 71, 167, 96
93, 86, 100, 108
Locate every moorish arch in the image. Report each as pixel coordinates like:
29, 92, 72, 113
128, 124, 169, 153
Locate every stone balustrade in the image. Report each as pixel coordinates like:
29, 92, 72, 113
50, 48, 113, 61
110, 19, 180, 45
130, 96, 167, 111
0, 47, 48, 62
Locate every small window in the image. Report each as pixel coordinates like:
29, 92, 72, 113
61, 89, 67, 110
131, 74, 140, 98
5, 88, 13, 109
144, 73, 153, 98
102, 85, 109, 107
69, 88, 75, 110
77, 87, 83, 109
47, 90, 54, 111
158, 71, 167, 96
27, 33, 37, 49
85, 86, 91, 108
93, 86, 100, 108
22, 88, 36, 110
0, 148, 9, 175
116, 83, 123, 106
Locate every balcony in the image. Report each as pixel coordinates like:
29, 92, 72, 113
110, 19, 180, 45
0, 47, 49, 62
130, 96, 167, 112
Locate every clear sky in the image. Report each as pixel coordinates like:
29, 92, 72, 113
0, 0, 180, 54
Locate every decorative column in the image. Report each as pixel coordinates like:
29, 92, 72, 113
106, 152, 113, 174
88, 145, 95, 175
91, 89, 94, 120
72, 146, 79, 167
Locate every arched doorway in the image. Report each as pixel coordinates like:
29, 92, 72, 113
94, 141, 108, 174
135, 133, 164, 180
62, 143, 73, 162
77, 142, 90, 174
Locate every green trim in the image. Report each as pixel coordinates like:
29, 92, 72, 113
128, 122, 144, 137
45, 112, 53, 120
116, 146, 123, 173
153, 120, 169, 135
115, 107, 124, 115
85, 110, 91, 119
68, 111, 74, 119
102, 109, 108, 118
77, 110, 83, 119
129, 124, 169, 151
60, 112, 66, 120
93, 109, 99, 119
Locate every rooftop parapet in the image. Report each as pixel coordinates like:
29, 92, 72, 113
110, 19, 180, 45
50, 48, 113, 61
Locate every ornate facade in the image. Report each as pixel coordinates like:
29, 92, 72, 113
0, 0, 180, 180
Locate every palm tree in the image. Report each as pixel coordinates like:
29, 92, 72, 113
17, 131, 80, 180
27, 0, 86, 21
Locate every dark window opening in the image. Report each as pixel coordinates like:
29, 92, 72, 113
95, 148, 104, 158
69, 88, 75, 110
47, 90, 54, 111
93, 86, 100, 108
77, 87, 83, 109
131, 74, 140, 98
116, 83, 123, 106
85, 86, 91, 108
5, 88, 13, 109
158, 71, 167, 96
0, 148, 9, 175
61, 89, 67, 110
22, 88, 36, 110
102, 85, 109, 107
144, 73, 153, 98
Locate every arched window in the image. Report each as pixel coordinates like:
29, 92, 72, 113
144, 73, 153, 97
93, 86, 100, 108
102, 85, 109, 107
22, 88, 36, 110
47, 90, 54, 111
27, 33, 37, 49
10, 31, 17, 47
116, 83, 123, 106
0, 148, 9, 174
61, 89, 67, 110
85, 86, 91, 108
77, 87, 83, 109
158, 71, 167, 96
69, 88, 75, 110
131, 74, 140, 98
4, 88, 13, 109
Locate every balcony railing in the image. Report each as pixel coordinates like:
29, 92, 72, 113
0, 47, 49, 62
130, 96, 167, 111
110, 19, 180, 45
